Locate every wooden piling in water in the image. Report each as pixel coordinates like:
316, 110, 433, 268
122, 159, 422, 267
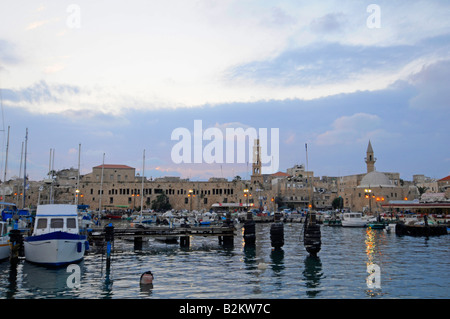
243, 211, 256, 246
270, 212, 284, 249
180, 236, 190, 247
104, 224, 114, 269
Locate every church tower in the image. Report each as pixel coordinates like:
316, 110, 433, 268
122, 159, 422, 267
251, 138, 264, 186
365, 140, 376, 173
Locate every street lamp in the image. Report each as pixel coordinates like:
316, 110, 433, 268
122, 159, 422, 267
243, 188, 249, 208
188, 189, 194, 213
364, 188, 372, 214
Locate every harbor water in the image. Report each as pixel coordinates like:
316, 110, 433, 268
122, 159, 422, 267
0, 221, 449, 299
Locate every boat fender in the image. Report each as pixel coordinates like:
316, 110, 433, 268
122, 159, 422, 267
77, 241, 83, 253
84, 241, 90, 251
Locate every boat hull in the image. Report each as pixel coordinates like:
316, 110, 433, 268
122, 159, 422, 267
341, 220, 367, 227
0, 241, 9, 261
24, 232, 86, 267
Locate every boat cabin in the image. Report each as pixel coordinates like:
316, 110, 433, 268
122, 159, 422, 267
343, 212, 363, 219
33, 204, 80, 236
0, 222, 7, 237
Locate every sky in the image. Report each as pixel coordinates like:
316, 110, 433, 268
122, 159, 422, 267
0, 0, 449, 182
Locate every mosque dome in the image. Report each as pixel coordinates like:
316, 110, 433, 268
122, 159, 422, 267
358, 170, 393, 188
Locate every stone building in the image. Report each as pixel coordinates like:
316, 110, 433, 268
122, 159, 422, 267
338, 141, 419, 212
1, 139, 436, 214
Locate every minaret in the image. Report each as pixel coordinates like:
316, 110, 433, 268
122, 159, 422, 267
365, 140, 376, 173
251, 138, 264, 186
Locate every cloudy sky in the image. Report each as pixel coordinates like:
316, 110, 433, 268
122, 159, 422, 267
0, 0, 449, 182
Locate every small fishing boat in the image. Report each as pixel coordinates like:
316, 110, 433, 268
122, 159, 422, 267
0, 221, 10, 261
367, 221, 386, 229
323, 212, 342, 226
341, 212, 367, 227
24, 204, 88, 267
104, 212, 123, 219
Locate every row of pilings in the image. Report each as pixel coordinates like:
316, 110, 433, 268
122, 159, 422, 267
99, 214, 236, 270
243, 211, 321, 256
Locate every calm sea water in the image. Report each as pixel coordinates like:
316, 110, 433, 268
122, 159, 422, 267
0, 221, 449, 299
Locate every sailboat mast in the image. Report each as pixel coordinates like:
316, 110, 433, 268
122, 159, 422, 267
22, 128, 28, 209
17, 142, 23, 207
140, 149, 145, 214
99, 153, 105, 217
305, 143, 313, 209
3, 125, 9, 183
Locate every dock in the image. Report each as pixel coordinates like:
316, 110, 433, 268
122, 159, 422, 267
87, 224, 236, 249
395, 223, 448, 236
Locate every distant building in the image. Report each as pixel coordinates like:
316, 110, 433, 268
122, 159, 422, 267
437, 175, 450, 192
2, 140, 442, 214
339, 141, 419, 212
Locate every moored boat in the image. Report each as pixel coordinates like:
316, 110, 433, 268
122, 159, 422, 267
0, 221, 10, 261
24, 204, 88, 267
341, 212, 367, 227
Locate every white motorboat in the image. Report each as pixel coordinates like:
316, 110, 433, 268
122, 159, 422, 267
0, 221, 10, 260
24, 204, 88, 267
341, 212, 367, 227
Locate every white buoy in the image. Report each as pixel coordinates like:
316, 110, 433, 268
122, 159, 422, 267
257, 262, 268, 270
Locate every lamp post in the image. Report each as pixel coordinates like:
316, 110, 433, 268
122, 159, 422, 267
188, 189, 193, 213
364, 188, 372, 214
75, 189, 80, 205
243, 188, 249, 209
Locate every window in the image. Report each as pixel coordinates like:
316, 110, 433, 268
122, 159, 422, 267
67, 218, 76, 228
37, 218, 47, 229
50, 218, 64, 228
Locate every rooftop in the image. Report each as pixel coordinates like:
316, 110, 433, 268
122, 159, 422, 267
358, 170, 394, 188
271, 171, 292, 177
93, 164, 135, 169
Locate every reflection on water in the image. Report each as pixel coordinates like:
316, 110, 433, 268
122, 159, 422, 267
303, 256, 323, 298
0, 222, 448, 299
270, 248, 284, 274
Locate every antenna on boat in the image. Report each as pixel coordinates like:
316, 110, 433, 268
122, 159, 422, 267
49, 148, 55, 204
75, 143, 81, 205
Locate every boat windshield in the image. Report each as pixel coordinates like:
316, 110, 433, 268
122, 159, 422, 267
67, 218, 76, 228
0, 223, 7, 236
50, 218, 64, 229
37, 218, 47, 229
34, 216, 78, 235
